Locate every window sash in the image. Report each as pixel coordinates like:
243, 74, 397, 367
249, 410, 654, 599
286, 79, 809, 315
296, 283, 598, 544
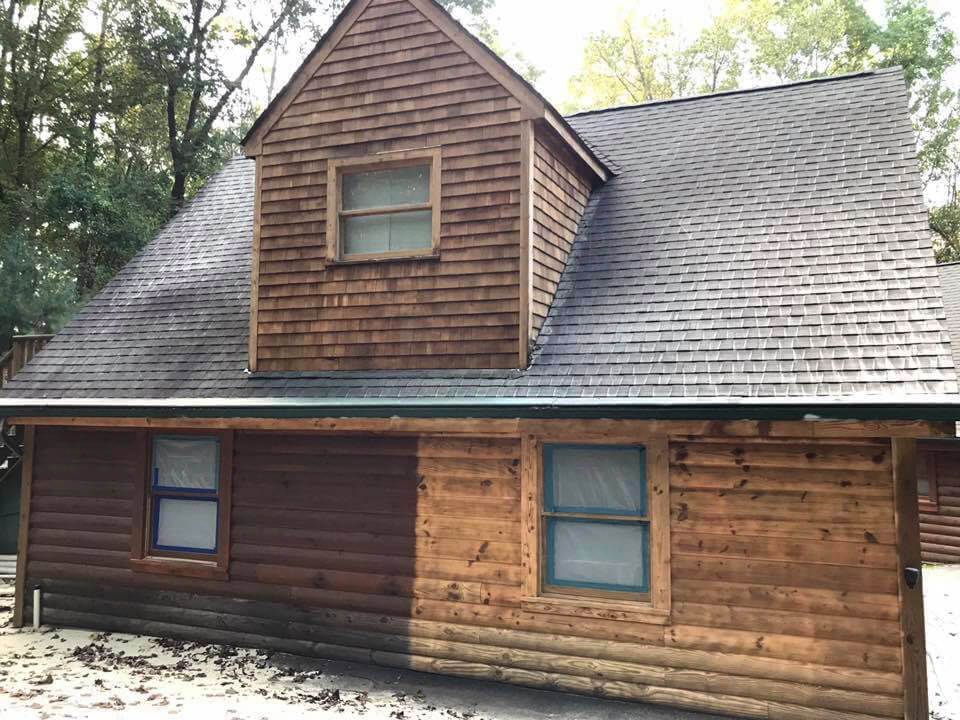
541, 443, 650, 598
543, 444, 647, 516
148, 434, 222, 558
544, 516, 650, 594
151, 495, 220, 555
330, 153, 439, 262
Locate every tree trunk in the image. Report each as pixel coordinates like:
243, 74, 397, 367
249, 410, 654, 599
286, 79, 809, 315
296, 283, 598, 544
85, 1, 111, 168
170, 168, 187, 213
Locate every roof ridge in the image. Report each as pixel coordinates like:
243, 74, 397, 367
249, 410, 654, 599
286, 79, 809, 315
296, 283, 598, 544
565, 67, 899, 119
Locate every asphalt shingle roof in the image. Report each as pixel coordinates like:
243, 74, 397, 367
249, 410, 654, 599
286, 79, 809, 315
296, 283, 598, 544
937, 262, 960, 370
3, 68, 956, 401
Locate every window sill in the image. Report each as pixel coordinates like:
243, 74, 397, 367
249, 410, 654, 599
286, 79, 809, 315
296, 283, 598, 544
521, 595, 670, 625
328, 253, 440, 267
131, 557, 228, 581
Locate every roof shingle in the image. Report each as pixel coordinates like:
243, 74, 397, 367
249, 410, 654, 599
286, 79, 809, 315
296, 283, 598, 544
3, 68, 955, 401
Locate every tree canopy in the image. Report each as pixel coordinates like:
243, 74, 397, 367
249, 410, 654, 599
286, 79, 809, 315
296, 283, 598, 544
568, 0, 960, 261
0, 0, 957, 353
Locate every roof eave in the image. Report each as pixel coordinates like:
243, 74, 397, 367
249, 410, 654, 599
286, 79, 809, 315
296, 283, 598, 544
2, 395, 960, 422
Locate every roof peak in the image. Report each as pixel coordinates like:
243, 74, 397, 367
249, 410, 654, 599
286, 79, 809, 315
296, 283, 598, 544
565, 68, 900, 120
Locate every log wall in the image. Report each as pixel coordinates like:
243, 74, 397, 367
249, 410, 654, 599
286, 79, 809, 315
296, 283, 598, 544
917, 439, 960, 563
24, 424, 911, 720
253, 0, 525, 371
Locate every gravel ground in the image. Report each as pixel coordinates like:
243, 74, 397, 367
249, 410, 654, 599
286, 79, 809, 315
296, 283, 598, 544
0, 567, 957, 720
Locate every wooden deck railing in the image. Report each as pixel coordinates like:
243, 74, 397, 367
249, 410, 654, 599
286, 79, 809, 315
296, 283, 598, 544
0, 335, 52, 387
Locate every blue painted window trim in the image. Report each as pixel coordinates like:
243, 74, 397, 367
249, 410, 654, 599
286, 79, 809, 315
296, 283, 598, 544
544, 517, 650, 593
150, 435, 221, 555
542, 444, 646, 516
151, 496, 220, 555
151, 435, 221, 493
542, 443, 649, 595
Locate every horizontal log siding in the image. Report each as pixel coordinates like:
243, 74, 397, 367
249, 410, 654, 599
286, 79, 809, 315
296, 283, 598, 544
917, 441, 960, 563
530, 131, 591, 342
26, 425, 907, 720
255, 0, 524, 371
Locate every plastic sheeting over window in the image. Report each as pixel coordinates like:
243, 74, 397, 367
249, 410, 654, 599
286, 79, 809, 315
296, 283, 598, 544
153, 436, 219, 491
548, 519, 649, 592
155, 497, 218, 552
546, 445, 645, 515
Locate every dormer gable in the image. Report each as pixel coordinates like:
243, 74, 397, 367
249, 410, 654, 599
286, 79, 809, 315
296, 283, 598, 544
244, 0, 607, 372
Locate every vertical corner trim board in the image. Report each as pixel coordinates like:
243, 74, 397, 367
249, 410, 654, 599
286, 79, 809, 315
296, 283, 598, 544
12, 424, 35, 628
19, 420, 929, 720
892, 438, 928, 720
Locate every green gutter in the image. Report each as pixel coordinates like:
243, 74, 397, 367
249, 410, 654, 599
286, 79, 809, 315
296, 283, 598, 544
1, 397, 959, 422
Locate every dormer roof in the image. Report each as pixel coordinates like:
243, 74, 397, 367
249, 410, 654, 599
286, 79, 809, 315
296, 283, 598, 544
241, 0, 610, 182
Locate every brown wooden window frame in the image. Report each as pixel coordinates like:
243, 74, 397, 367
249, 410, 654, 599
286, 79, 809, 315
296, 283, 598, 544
131, 429, 233, 580
520, 434, 671, 625
326, 147, 442, 264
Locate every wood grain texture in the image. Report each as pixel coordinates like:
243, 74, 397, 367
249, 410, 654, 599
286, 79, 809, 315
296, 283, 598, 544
917, 439, 960, 563
12, 425, 35, 627
892, 438, 928, 720
529, 126, 592, 342
252, 0, 527, 371
21, 421, 913, 719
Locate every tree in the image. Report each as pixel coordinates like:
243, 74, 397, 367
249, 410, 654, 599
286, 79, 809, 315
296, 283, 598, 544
121, 0, 316, 211
932, 203, 960, 262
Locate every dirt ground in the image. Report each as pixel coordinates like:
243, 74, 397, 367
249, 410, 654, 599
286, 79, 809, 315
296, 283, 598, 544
0, 584, 717, 720
925, 563, 960, 720
0, 567, 957, 720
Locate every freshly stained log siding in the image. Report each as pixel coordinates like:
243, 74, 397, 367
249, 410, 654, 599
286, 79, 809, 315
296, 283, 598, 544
23, 423, 916, 720
917, 439, 960, 563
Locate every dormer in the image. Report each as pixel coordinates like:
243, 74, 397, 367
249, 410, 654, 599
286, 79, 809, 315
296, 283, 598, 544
243, 0, 608, 372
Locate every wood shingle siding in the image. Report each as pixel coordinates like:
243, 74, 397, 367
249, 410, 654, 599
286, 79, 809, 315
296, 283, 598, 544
252, 0, 526, 371
530, 132, 592, 342
23, 423, 914, 719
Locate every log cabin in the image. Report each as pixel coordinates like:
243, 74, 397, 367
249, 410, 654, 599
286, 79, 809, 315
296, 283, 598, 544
1, 1, 959, 718
916, 262, 960, 563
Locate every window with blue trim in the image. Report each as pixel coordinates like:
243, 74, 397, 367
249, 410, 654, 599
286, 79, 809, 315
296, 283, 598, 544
543, 444, 649, 596
149, 436, 221, 555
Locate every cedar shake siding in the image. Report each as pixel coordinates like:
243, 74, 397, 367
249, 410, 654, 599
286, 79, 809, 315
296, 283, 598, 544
24, 422, 912, 720
253, 0, 523, 371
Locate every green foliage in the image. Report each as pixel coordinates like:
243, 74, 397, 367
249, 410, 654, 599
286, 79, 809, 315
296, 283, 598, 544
932, 203, 960, 263
567, 0, 959, 200
0, 228, 75, 351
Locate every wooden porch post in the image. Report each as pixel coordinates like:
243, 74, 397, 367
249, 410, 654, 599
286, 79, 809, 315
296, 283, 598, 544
892, 438, 928, 720
12, 425, 35, 628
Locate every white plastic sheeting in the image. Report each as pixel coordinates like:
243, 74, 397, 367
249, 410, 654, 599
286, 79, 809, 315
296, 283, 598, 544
153, 436, 219, 490
155, 498, 218, 551
549, 519, 648, 590
548, 446, 644, 514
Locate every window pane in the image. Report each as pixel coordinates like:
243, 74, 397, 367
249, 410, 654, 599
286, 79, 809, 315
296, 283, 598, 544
153, 436, 219, 491
342, 164, 430, 211
342, 210, 431, 256
155, 497, 218, 552
547, 445, 645, 515
548, 519, 648, 592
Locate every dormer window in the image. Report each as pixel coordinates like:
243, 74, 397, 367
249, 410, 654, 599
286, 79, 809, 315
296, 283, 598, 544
327, 148, 441, 263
